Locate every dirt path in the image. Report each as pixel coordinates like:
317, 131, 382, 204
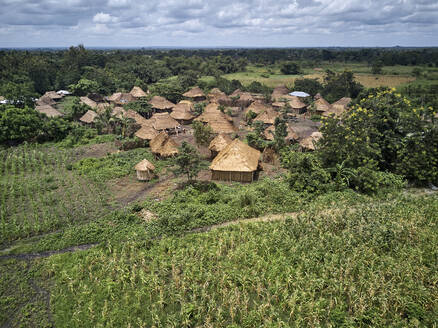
191, 212, 297, 233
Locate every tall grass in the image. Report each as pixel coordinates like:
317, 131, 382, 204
46, 193, 438, 327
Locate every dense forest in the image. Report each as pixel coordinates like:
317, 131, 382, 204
1, 46, 437, 101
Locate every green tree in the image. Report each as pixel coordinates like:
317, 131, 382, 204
0, 105, 44, 144
273, 116, 288, 151
69, 78, 100, 96
371, 61, 383, 74
246, 121, 267, 150
192, 121, 214, 146
322, 70, 363, 103
294, 78, 323, 97
173, 141, 202, 181
280, 62, 301, 75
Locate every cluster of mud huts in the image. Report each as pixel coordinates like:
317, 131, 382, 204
34, 84, 351, 183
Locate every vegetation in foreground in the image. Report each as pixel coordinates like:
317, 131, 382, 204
2, 190, 436, 327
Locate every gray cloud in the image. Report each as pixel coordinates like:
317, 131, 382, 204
0, 0, 437, 47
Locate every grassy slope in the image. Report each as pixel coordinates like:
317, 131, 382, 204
43, 192, 438, 327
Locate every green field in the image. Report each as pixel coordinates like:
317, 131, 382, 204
1, 184, 437, 327
202, 63, 438, 90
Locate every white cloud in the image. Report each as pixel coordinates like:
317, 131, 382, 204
93, 12, 117, 24
0, 0, 437, 46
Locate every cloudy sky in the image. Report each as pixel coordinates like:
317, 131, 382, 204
0, 0, 437, 48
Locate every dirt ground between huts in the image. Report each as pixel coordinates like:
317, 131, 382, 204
71, 142, 119, 160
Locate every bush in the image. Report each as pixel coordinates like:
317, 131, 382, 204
192, 121, 213, 146
281, 151, 332, 193
350, 166, 406, 194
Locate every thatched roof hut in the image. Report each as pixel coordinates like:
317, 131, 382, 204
194, 103, 236, 134
135, 125, 159, 141
134, 159, 155, 181
208, 133, 233, 158
150, 112, 181, 132
108, 92, 122, 102
272, 85, 290, 101
36, 105, 63, 118
254, 108, 279, 125
170, 101, 195, 123
235, 92, 255, 108
330, 97, 352, 116
112, 106, 126, 119
80, 96, 98, 109
150, 132, 179, 158
314, 97, 332, 114
244, 101, 271, 116
183, 87, 206, 101
80, 110, 98, 124
130, 86, 148, 98
125, 110, 149, 126
96, 102, 112, 114
210, 139, 261, 182
44, 91, 63, 100
36, 95, 56, 106
207, 88, 232, 106
231, 89, 243, 97
149, 96, 175, 112
299, 131, 323, 151
289, 96, 307, 114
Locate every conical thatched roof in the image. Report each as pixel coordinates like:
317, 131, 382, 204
209, 133, 233, 153
80, 110, 98, 124
183, 86, 205, 99
194, 103, 236, 134
36, 95, 56, 106
149, 96, 175, 110
314, 97, 332, 113
254, 108, 279, 125
299, 131, 323, 150
119, 93, 135, 105
272, 85, 289, 100
289, 96, 307, 109
36, 105, 63, 118
125, 110, 149, 126
244, 101, 271, 115
135, 125, 159, 140
150, 112, 180, 130
108, 92, 122, 102
210, 139, 260, 172
170, 101, 195, 121
332, 97, 352, 107
150, 132, 179, 157
130, 86, 148, 98
135, 159, 155, 171
44, 91, 63, 100
330, 97, 352, 116
96, 102, 112, 114
231, 89, 243, 97
80, 96, 98, 109
235, 92, 254, 107
112, 106, 126, 119
273, 85, 289, 95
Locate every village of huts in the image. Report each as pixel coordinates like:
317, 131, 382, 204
27, 84, 351, 183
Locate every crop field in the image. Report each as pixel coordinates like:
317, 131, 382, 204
0, 145, 111, 245
44, 193, 438, 327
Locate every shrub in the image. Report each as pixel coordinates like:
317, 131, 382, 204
350, 165, 406, 194
281, 151, 332, 193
